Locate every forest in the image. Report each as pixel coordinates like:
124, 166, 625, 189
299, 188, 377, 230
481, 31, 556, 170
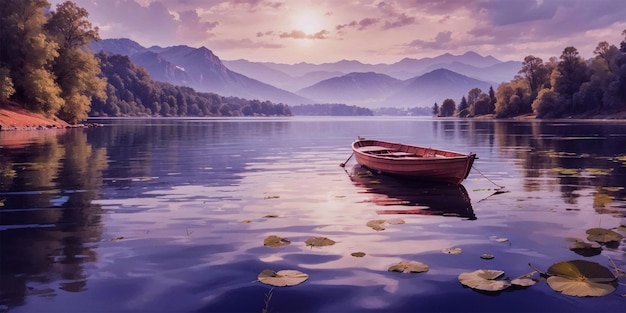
434, 30, 626, 118
0, 1, 291, 124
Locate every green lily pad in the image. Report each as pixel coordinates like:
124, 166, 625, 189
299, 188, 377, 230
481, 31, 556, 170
388, 261, 429, 273
263, 235, 291, 247
257, 269, 309, 287
458, 269, 511, 291
351, 252, 366, 257
586, 228, 623, 243
546, 260, 617, 297
305, 237, 335, 247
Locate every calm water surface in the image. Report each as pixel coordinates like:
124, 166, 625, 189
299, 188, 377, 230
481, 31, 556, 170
1, 117, 625, 313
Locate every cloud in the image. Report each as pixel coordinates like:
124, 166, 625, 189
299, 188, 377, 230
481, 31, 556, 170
336, 17, 380, 31
279, 30, 330, 40
382, 13, 416, 29
376, 1, 418, 29
408, 31, 453, 49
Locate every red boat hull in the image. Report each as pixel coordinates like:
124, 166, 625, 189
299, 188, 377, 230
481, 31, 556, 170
352, 139, 476, 185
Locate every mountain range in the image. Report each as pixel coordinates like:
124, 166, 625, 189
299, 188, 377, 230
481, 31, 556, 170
90, 39, 520, 108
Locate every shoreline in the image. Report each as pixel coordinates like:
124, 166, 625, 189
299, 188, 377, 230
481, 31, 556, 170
1, 103, 625, 131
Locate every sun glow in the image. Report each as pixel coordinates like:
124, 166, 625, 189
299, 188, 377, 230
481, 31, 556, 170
292, 11, 323, 35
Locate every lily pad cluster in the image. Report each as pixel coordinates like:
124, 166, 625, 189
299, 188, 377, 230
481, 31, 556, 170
459, 260, 618, 296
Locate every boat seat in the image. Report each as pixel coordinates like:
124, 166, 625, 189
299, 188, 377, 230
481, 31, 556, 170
358, 146, 394, 153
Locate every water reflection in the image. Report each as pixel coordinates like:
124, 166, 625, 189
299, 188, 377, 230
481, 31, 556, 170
347, 165, 476, 220
0, 130, 106, 307
491, 121, 626, 215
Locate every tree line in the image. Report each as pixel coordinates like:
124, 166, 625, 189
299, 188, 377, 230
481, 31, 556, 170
0, 1, 291, 124
433, 30, 626, 118
289, 103, 373, 116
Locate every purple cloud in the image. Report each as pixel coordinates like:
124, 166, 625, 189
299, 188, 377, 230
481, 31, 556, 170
279, 30, 329, 40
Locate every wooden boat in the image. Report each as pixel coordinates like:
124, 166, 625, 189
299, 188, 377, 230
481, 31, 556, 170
351, 138, 476, 185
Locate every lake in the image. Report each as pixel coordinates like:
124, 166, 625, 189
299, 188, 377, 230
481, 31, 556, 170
0, 117, 625, 313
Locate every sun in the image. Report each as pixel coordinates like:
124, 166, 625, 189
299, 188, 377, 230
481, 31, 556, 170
292, 11, 323, 35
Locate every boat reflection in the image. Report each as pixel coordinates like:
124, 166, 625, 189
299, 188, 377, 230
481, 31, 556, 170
348, 165, 476, 220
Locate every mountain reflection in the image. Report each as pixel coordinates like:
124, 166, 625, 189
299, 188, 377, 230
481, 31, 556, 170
347, 165, 476, 220
0, 130, 106, 307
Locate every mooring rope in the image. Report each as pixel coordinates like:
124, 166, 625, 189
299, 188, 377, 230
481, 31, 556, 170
472, 165, 506, 189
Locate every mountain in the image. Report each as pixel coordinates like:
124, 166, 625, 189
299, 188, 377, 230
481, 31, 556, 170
386, 69, 492, 108
90, 39, 312, 105
297, 72, 401, 105
222, 60, 343, 91
294, 69, 491, 108
228, 51, 517, 88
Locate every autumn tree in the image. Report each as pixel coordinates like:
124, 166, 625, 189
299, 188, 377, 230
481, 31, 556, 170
0, 0, 63, 114
46, 1, 106, 123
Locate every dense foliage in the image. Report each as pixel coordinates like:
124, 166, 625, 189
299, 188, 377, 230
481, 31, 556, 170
0, 0, 105, 124
438, 30, 626, 118
289, 103, 372, 116
91, 53, 291, 117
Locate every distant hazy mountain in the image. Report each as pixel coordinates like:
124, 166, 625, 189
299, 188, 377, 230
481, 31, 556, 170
297, 72, 402, 105
222, 60, 343, 91
90, 39, 312, 105
294, 69, 491, 108
228, 51, 518, 88
386, 69, 492, 107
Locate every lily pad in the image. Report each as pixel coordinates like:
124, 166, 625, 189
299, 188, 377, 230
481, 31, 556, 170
263, 235, 291, 247
305, 237, 335, 247
351, 252, 366, 257
546, 260, 617, 297
586, 228, 623, 243
257, 269, 309, 287
386, 218, 406, 225
458, 269, 511, 291
480, 254, 495, 260
366, 219, 386, 231
441, 247, 462, 254
388, 260, 429, 273
511, 277, 536, 287
263, 214, 279, 218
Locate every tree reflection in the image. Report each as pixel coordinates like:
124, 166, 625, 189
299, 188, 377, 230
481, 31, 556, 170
492, 120, 626, 214
0, 130, 107, 308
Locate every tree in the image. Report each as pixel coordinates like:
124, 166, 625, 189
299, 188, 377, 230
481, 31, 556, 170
457, 96, 469, 117
532, 89, 561, 118
46, 1, 106, 123
439, 98, 456, 117
467, 88, 482, 109
0, 0, 64, 115
432, 102, 439, 116
472, 94, 494, 116
552, 46, 590, 113
517, 55, 550, 101
0, 67, 15, 100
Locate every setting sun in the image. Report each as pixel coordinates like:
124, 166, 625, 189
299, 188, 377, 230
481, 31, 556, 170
292, 10, 323, 35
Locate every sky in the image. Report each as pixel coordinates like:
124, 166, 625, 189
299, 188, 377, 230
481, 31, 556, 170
48, 0, 626, 64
